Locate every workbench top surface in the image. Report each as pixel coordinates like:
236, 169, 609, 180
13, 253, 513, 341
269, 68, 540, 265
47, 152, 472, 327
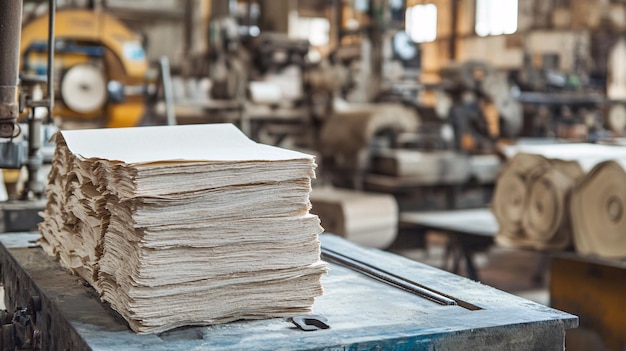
0, 232, 575, 350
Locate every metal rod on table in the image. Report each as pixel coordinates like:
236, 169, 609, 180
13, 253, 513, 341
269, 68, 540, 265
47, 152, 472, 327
321, 247, 458, 306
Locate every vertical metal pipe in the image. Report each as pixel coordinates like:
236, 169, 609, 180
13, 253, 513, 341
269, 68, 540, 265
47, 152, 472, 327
245, 0, 253, 27
0, 0, 22, 88
0, 0, 24, 138
25, 0, 55, 198
450, 0, 459, 60
25, 110, 43, 198
159, 57, 177, 126
48, 0, 56, 117
336, 0, 343, 50
183, 0, 193, 60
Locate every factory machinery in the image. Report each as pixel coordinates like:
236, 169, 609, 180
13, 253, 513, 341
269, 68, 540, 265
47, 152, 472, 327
0, 2, 160, 233
1, 1, 513, 210
0, 2, 186, 229
318, 59, 513, 211
0, 1, 581, 349
209, 2, 517, 212
19, 8, 150, 129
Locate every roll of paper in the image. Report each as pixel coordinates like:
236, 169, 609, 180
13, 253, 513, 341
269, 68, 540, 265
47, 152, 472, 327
310, 187, 398, 249
494, 143, 626, 253
492, 153, 550, 243
521, 165, 579, 249
571, 160, 626, 258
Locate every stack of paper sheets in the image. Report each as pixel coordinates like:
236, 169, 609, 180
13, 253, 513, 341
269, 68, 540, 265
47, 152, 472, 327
39, 123, 326, 334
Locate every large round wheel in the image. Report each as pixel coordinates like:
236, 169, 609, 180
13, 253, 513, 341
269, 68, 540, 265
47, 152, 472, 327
60, 64, 108, 114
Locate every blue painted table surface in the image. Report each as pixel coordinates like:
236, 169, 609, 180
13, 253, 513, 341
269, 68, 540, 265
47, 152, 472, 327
0, 232, 576, 350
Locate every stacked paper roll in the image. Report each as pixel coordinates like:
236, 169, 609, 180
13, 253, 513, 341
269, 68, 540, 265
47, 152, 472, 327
310, 187, 398, 249
494, 143, 626, 253
492, 153, 551, 244
570, 160, 626, 258
519, 162, 582, 250
38, 123, 327, 334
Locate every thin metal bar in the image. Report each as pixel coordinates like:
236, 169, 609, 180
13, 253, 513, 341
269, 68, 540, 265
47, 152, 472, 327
159, 57, 177, 126
47, 0, 56, 119
321, 247, 458, 306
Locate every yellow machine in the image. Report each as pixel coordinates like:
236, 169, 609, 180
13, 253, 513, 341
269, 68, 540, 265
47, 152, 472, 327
20, 9, 149, 128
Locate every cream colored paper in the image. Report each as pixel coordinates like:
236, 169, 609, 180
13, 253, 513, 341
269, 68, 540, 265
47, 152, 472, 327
39, 123, 326, 334
60, 123, 313, 164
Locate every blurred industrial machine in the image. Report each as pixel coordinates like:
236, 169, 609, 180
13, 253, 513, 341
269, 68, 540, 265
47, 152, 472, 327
510, 49, 626, 143
1, 0, 58, 233
170, 1, 517, 200
177, 1, 318, 148
20, 8, 150, 129
319, 60, 514, 211
1, 4, 172, 206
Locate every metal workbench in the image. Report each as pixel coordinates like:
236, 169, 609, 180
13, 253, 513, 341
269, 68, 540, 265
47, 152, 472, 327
0, 232, 576, 350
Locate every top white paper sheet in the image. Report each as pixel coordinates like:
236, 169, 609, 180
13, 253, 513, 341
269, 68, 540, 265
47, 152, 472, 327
60, 123, 314, 164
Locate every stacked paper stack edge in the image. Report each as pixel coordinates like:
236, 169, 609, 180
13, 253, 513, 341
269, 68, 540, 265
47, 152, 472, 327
493, 143, 626, 258
38, 123, 327, 334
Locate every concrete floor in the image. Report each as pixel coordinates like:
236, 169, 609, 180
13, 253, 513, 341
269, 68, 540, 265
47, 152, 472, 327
392, 232, 551, 306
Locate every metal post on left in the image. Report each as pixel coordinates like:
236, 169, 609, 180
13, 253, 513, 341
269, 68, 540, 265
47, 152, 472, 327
25, 0, 56, 198
0, 0, 23, 139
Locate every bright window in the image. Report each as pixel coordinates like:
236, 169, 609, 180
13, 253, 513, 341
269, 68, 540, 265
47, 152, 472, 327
294, 17, 330, 46
405, 4, 437, 43
475, 0, 518, 37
